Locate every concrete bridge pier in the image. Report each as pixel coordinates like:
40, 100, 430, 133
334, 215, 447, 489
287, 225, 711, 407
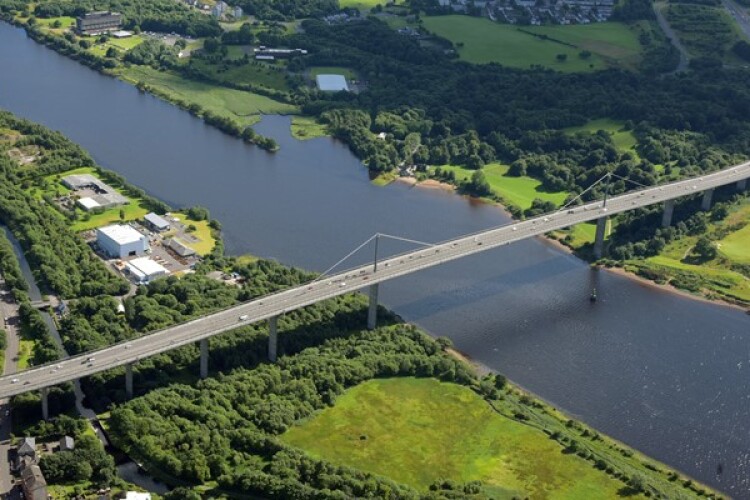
738, 178, 748, 191
367, 284, 379, 330
662, 199, 675, 227
125, 363, 134, 399
268, 316, 279, 362
593, 216, 608, 259
40, 387, 49, 421
701, 188, 714, 211
199, 338, 209, 379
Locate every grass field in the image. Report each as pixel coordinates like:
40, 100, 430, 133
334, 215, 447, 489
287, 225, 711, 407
718, 224, 750, 264
35, 16, 75, 33
283, 378, 634, 497
663, 2, 740, 61
192, 59, 290, 91
118, 66, 298, 128
564, 119, 639, 156
290, 116, 329, 140
339, 0, 400, 10
309, 66, 357, 79
169, 213, 216, 256
422, 16, 642, 71
434, 163, 568, 210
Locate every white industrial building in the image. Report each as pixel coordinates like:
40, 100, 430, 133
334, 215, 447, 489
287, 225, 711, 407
316, 74, 349, 92
96, 225, 149, 259
125, 257, 168, 284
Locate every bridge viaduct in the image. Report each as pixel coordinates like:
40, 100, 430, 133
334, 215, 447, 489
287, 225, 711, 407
2, 162, 749, 419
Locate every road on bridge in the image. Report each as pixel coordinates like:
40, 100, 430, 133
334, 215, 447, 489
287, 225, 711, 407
0, 161, 747, 403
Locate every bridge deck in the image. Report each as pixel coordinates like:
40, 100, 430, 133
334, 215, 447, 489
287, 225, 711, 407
1, 162, 748, 399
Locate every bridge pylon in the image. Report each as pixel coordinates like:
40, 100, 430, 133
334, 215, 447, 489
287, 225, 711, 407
199, 338, 209, 378
268, 316, 278, 362
367, 284, 379, 330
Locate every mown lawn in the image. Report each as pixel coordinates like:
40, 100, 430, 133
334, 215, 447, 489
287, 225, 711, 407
283, 377, 637, 497
434, 163, 568, 210
422, 16, 641, 72
118, 66, 298, 128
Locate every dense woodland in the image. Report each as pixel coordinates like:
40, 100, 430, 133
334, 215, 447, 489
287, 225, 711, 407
286, 18, 749, 193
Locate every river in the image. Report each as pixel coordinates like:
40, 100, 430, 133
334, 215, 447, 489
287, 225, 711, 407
1, 22, 749, 495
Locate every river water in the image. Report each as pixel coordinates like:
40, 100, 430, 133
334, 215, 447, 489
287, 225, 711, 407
1, 23, 749, 495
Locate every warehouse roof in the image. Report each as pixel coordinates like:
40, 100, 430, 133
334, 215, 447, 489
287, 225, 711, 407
97, 225, 145, 245
316, 74, 349, 92
144, 212, 171, 230
127, 257, 168, 277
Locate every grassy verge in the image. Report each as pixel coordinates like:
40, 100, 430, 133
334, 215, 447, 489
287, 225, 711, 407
290, 116, 329, 140
422, 16, 642, 71
117, 66, 298, 128
16, 338, 34, 370
283, 377, 717, 498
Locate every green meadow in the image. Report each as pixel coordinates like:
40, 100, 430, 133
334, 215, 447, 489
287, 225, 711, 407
118, 66, 298, 128
283, 378, 633, 497
434, 163, 568, 210
422, 16, 642, 72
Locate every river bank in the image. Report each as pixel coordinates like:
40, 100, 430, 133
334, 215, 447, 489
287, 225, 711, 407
400, 175, 750, 312
3, 22, 750, 494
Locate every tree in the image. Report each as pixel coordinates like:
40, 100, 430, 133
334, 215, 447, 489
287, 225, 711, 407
468, 170, 491, 196
691, 236, 716, 261
556, 53, 567, 62
119, 208, 125, 221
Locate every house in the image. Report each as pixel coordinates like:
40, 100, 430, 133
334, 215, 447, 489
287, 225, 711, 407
17, 437, 36, 462
233, 6, 243, 18
59, 436, 75, 452
76, 11, 122, 35
96, 224, 150, 259
211, 1, 229, 17
20, 464, 47, 500
143, 212, 171, 232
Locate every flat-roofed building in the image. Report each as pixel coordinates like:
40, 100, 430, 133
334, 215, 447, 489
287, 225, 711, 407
96, 225, 149, 259
316, 74, 349, 92
76, 11, 122, 35
143, 213, 171, 232
125, 257, 169, 284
